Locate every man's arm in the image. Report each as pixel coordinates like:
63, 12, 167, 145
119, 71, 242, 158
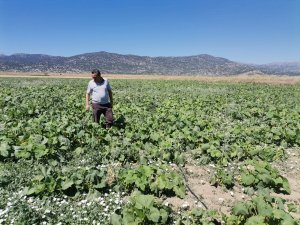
85, 93, 90, 111
108, 90, 113, 108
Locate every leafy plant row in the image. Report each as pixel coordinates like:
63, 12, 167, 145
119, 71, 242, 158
1, 78, 299, 224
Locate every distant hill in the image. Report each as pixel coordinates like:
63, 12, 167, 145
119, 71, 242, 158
0, 51, 299, 75
258, 62, 300, 75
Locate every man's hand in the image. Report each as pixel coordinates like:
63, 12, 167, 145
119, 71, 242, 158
85, 93, 90, 111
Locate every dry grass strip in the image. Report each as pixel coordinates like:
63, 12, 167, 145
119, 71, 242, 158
0, 72, 300, 85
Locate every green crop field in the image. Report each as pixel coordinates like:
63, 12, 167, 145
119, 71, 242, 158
0, 77, 300, 225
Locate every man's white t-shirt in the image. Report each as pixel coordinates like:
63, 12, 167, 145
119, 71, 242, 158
86, 79, 112, 104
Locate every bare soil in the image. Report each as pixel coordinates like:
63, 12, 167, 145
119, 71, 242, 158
165, 147, 300, 219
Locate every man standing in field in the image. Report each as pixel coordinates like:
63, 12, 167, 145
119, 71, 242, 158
85, 69, 114, 128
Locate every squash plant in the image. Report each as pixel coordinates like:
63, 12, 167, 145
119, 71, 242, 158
118, 164, 186, 198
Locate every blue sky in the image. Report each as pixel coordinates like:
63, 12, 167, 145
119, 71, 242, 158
0, 0, 299, 64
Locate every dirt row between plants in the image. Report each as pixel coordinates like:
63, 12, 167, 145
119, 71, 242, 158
164, 147, 300, 219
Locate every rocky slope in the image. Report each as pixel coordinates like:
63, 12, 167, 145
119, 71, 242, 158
0, 52, 299, 75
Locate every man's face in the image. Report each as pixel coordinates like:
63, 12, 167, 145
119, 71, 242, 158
92, 73, 101, 80
92, 73, 98, 79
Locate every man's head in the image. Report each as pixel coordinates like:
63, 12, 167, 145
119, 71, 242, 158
91, 69, 101, 78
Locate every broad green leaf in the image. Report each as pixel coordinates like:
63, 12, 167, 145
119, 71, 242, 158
136, 181, 146, 191
244, 215, 267, 225
74, 147, 84, 155
232, 202, 249, 216
241, 173, 256, 186
47, 178, 57, 193
211, 149, 222, 158
201, 143, 210, 151
141, 165, 153, 177
160, 208, 169, 223
280, 216, 298, 225
31, 183, 46, 194
94, 180, 106, 189
148, 207, 160, 222
32, 175, 44, 182
287, 203, 298, 213
110, 213, 122, 225
122, 211, 136, 224
0, 142, 10, 157
156, 176, 166, 190
258, 174, 273, 185
61, 180, 74, 190
273, 209, 287, 220
282, 178, 291, 194
15, 149, 31, 159
173, 186, 186, 198
34, 144, 48, 159
135, 194, 154, 209
255, 198, 273, 217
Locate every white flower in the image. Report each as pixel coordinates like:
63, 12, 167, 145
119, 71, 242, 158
181, 202, 189, 209
81, 199, 87, 204
45, 209, 51, 214
99, 201, 105, 206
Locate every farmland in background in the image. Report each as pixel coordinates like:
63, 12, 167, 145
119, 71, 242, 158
0, 77, 299, 224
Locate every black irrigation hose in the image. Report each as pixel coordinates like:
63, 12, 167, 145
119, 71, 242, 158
177, 164, 208, 210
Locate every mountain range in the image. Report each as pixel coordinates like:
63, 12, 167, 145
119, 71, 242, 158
0, 51, 299, 76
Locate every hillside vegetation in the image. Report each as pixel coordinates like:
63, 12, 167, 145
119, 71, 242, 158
1, 52, 299, 75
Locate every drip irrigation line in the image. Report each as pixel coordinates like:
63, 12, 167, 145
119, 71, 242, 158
177, 164, 208, 210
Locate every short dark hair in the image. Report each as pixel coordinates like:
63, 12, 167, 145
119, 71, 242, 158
91, 69, 101, 76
